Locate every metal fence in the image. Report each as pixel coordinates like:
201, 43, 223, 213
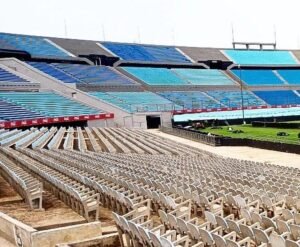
160, 126, 222, 146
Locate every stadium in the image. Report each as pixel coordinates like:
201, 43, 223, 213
0, 1, 300, 247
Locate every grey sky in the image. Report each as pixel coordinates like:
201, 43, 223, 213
1, 0, 300, 49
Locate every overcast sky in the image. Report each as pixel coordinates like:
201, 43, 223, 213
1, 0, 300, 49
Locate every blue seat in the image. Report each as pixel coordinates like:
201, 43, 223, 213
276, 70, 300, 85
158, 91, 221, 109
0, 92, 102, 117
28, 62, 81, 84
231, 69, 284, 85
253, 90, 300, 105
206, 90, 266, 107
52, 63, 135, 85
0, 67, 28, 83
0, 33, 69, 57
102, 42, 191, 63
0, 99, 45, 121
90, 91, 176, 112
223, 50, 298, 65
172, 69, 235, 85
122, 67, 187, 85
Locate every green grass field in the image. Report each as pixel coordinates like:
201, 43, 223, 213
201, 124, 300, 145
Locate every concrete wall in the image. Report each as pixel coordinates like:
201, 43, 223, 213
31, 222, 102, 247
87, 119, 115, 128
0, 212, 36, 247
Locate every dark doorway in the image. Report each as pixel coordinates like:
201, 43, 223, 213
146, 115, 161, 129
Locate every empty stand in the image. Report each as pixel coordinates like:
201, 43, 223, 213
122, 67, 188, 85
90, 91, 176, 112
0, 99, 44, 121
253, 90, 300, 105
0, 67, 29, 83
53, 63, 136, 85
223, 49, 298, 65
28, 62, 81, 84
0, 33, 69, 57
102, 42, 191, 63
277, 70, 300, 85
0, 92, 101, 117
231, 69, 284, 86
206, 90, 267, 107
173, 69, 236, 85
159, 91, 221, 109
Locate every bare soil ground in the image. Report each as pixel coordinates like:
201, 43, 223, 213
149, 129, 300, 168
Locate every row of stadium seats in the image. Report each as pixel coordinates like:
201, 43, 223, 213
28, 62, 137, 86
0, 33, 69, 57
2, 32, 300, 65
3, 59, 300, 87
0, 67, 28, 83
231, 69, 300, 85
123, 67, 236, 86
0, 92, 101, 121
90, 91, 176, 112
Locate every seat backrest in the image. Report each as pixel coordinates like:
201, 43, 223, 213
226, 239, 239, 247
240, 208, 252, 223
205, 211, 217, 226
212, 233, 227, 247
137, 226, 151, 245
187, 222, 200, 240
253, 228, 269, 244
148, 231, 162, 247
160, 236, 174, 247
286, 239, 300, 247
290, 224, 300, 240
227, 219, 240, 234
276, 219, 290, 235
199, 228, 214, 245
167, 213, 178, 230
269, 232, 286, 247
262, 216, 276, 229
216, 215, 228, 230
239, 224, 254, 240
250, 211, 262, 224
177, 217, 188, 234
158, 209, 169, 226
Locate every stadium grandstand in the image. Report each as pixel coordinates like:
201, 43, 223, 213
0, 29, 300, 247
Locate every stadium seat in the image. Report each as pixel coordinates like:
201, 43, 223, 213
276, 70, 300, 85
172, 69, 236, 86
52, 63, 136, 85
158, 91, 222, 109
253, 90, 300, 105
223, 49, 298, 65
231, 69, 284, 85
0, 33, 69, 57
0, 92, 101, 118
90, 91, 177, 112
122, 67, 188, 86
0, 67, 29, 83
102, 42, 191, 63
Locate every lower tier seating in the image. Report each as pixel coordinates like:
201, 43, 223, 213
90, 91, 176, 112
253, 90, 300, 105
0, 91, 101, 118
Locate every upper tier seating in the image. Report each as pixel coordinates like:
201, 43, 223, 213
231, 69, 284, 85
253, 90, 300, 105
102, 42, 191, 63
158, 91, 221, 109
276, 70, 300, 85
28, 62, 81, 84
0, 33, 69, 57
0, 67, 29, 83
90, 91, 176, 112
52, 63, 136, 85
172, 69, 236, 85
122, 67, 187, 85
223, 50, 298, 65
0, 99, 44, 121
206, 90, 267, 107
0, 92, 101, 117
